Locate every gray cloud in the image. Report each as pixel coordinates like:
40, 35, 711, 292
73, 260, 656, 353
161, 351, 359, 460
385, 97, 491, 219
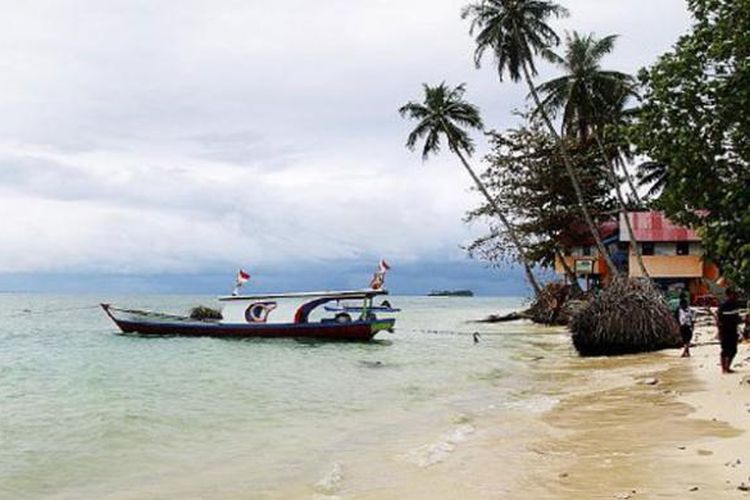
0, 0, 691, 275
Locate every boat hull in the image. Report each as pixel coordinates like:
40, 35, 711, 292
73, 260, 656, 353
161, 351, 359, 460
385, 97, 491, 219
102, 304, 394, 341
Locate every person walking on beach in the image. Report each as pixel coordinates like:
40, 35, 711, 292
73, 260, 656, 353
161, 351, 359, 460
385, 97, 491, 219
717, 288, 742, 374
678, 298, 695, 357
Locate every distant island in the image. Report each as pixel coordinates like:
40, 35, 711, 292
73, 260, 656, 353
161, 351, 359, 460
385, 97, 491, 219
427, 289, 474, 297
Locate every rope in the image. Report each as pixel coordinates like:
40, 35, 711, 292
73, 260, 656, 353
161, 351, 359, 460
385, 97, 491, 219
14, 304, 102, 316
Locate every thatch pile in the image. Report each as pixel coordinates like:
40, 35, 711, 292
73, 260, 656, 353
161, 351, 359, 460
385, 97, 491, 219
527, 282, 573, 325
189, 305, 223, 321
570, 277, 680, 356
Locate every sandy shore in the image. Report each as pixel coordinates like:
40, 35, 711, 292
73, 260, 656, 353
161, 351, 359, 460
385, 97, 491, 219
527, 318, 750, 499
664, 319, 750, 496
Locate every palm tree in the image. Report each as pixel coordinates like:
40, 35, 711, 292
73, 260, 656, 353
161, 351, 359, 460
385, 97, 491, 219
535, 32, 634, 141
636, 161, 668, 200
534, 32, 650, 278
399, 82, 543, 296
462, 0, 619, 276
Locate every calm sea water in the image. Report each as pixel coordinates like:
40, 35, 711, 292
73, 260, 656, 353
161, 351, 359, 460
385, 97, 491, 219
0, 294, 573, 499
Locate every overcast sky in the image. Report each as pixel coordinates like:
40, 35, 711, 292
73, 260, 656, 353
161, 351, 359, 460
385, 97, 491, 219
0, 0, 692, 292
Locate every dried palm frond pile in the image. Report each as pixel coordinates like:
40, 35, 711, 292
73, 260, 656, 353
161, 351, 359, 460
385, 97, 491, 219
570, 277, 680, 356
189, 305, 223, 321
527, 282, 572, 325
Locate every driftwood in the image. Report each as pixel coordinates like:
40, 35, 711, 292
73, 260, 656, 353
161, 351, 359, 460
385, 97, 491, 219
528, 282, 574, 325
477, 283, 582, 325
476, 310, 532, 323
570, 277, 680, 356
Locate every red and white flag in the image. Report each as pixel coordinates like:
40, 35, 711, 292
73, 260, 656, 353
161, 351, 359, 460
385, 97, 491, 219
369, 259, 391, 290
236, 269, 250, 285
232, 269, 251, 295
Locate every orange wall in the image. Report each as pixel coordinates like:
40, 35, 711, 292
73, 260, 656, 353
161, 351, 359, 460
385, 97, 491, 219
629, 255, 704, 278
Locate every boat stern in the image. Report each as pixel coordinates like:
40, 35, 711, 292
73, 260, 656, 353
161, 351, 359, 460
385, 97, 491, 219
370, 318, 396, 336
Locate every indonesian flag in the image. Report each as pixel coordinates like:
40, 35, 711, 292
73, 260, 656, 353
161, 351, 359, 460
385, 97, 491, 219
370, 259, 391, 290
236, 269, 250, 286
232, 269, 250, 295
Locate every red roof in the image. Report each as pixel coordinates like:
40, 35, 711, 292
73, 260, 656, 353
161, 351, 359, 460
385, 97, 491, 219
620, 212, 700, 242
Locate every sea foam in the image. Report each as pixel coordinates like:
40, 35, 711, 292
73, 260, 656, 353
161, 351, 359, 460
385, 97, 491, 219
402, 423, 476, 468
313, 461, 344, 497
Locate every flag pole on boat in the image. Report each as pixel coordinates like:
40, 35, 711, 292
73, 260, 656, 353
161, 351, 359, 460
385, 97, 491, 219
232, 269, 251, 296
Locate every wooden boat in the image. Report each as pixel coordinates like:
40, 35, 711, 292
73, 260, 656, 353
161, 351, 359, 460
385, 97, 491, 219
101, 289, 397, 341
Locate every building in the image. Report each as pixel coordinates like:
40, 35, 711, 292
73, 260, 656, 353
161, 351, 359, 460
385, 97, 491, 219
555, 211, 720, 299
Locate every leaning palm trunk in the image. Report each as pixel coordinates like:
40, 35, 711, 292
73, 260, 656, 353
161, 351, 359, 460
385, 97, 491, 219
570, 276, 680, 355
590, 129, 650, 278
619, 160, 643, 207
521, 63, 618, 276
454, 148, 544, 296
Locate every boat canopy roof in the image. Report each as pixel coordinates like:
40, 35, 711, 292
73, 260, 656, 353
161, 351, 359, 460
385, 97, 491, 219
218, 289, 389, 302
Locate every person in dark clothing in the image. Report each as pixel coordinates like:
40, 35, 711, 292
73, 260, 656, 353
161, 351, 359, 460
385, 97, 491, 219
717, 289, 742, 373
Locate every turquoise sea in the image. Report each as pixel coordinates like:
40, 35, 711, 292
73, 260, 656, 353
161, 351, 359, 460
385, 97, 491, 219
0, 294, 579, 499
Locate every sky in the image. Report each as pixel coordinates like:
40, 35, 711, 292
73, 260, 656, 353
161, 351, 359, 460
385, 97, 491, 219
0, 0, 692, 295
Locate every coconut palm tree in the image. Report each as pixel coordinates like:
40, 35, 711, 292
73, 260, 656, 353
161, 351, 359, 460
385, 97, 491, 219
534, 32, 650, 277
534, 32, 635, 141
636, 160, 668, 200
399, 82, 543, 295
462, 0, 619, 276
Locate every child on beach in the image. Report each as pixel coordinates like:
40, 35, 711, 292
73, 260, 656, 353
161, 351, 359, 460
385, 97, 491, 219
717, 289, 742, 374
678, 298, 695, 357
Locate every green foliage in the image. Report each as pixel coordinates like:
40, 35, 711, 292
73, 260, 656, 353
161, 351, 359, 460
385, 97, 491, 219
398, 82, 483, 158
465, 124, 615, 268
462, 0, 567, 81
632, 0, 750, 290
535, 32, 636, 142
635, 161, 668, 199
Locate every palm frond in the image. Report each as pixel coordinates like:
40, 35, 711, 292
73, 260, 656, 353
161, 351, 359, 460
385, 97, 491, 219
399, 82, 483, 159
463, 0, 566, 82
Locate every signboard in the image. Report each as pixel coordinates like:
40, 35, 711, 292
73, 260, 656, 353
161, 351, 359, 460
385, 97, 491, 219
575, 259, 594, 274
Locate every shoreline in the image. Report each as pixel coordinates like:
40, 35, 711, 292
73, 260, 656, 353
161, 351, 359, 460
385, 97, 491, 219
524, 321, 750, 498
666, 323, 750, 495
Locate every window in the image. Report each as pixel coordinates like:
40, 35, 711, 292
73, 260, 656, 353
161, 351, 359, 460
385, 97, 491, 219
676, 242, 690, 255
582, 246, 592, 256
642, 242, 655, 256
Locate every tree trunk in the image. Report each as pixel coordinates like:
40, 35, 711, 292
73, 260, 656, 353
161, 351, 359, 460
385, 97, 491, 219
590, 129, 651, 279
619, 160, 643, 207
453, 148, 544, 296
521, 63, 619, 276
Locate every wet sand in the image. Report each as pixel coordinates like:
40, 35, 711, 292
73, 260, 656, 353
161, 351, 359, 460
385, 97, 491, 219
511, 321, 750, 499
356, 323, 750, 499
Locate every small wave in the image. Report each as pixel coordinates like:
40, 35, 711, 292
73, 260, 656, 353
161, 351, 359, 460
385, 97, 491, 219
503, 394, 560, 414
313, 461, 343, 497
402, 423, 476, 468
